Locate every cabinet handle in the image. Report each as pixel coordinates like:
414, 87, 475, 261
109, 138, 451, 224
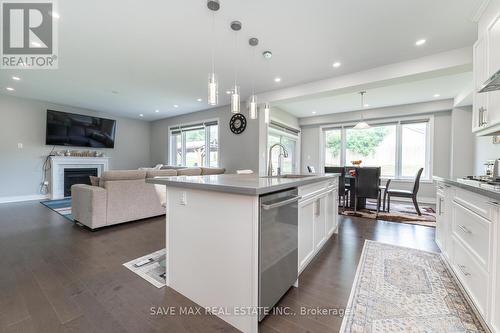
458, 224, 472, 234
438, 198, 442, 215
458, 264, 471, 277
315, 199, 321, 216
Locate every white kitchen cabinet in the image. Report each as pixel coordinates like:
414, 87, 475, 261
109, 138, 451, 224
298, 199, 315, 271
314, 195, 327, 250
298, 179, 338, 273
435, 180, 500, 331
473, 36, 489, 132
326, 188, 338, 236
487, 14, 500, 128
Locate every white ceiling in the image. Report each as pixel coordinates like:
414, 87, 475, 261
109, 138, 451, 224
0, 0, 483, 120
276, 71, 473, 118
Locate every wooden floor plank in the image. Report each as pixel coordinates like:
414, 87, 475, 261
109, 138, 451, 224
0, 201, 437, 333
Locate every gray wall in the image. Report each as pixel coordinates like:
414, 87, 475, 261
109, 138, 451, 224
150, 105, 260, 173
298, 102, 456, 202
0, 94, 151, 200
450, 107, 475, 179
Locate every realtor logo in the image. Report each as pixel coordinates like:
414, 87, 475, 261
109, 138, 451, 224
1, 0, 58, 69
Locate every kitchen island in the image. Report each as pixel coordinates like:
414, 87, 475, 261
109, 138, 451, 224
147, 173, 339, 333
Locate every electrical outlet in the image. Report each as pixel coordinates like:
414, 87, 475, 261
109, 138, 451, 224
180, 192, 187, 206
17, 143, 23, 149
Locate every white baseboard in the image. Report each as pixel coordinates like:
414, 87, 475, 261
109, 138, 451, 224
0, 194, 50, 204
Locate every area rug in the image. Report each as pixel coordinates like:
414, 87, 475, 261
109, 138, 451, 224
340, 241, 487, 333
40, 198, 75, 222
341, 200, 436, 227
123, 249, 166, 288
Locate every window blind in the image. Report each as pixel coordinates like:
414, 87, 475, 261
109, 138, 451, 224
269, 121, 300, 136
170, 120, 218, 135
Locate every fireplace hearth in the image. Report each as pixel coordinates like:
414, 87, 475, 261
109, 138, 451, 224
64, 168, 98, 197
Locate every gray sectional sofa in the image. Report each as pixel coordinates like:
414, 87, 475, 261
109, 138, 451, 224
71, 167, 225, 229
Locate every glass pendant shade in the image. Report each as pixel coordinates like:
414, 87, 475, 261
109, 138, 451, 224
353, 121, 370, 130
208, 73, 218, 106
264, 103, 270, 124
231, 85, 240, 113
248, 95, 258, 119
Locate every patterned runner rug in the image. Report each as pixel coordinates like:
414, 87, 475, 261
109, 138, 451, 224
340, 241, 487, 333
41, 198, 75, 222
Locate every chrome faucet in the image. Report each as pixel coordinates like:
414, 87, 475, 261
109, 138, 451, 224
268, 143, 289, 176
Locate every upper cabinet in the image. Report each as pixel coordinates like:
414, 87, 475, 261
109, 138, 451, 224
473, 6, 500, 136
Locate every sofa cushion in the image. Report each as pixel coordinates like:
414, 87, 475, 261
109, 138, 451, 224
177, 168, 202, 176
146, 169, 177, 178
100, 170, 147, 186
200, 167, 225, 175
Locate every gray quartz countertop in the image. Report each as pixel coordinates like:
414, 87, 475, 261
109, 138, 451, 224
146, 173, 339, 196
433, 176, 500, 202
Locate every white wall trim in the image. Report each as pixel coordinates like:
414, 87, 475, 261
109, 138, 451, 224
0, 194, 50, 204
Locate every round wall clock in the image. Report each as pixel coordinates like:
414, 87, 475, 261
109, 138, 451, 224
229, 113, 247, 134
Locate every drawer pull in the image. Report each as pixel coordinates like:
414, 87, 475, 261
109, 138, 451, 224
458, 264, 471, 277
458, 225, 472, 234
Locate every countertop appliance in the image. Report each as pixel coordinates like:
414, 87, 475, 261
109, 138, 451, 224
259, 188, 299, 321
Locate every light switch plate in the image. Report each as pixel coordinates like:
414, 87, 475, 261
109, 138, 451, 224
17, 143, 23, 149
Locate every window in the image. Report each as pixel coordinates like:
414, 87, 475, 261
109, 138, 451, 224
323, 119, 431, 180
345, 124, 396, 177
268, 122, 300, 175
401, 122, 429, 179
169, 120, 219, 167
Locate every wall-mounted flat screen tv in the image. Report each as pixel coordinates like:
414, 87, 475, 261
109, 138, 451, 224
46, 110, 117, 148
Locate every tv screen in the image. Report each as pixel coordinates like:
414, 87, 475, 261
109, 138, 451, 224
46, 110, 117, 148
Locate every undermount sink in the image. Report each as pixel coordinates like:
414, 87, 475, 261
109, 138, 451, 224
262, 174, 315, 179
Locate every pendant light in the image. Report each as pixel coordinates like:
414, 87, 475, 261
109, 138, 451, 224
354, 91, 370, 129
263, 103, 270, 124
248, 38, 259, 119
207, 0, 220, 106
262, 50, 273, 124
230, 21, 242, 113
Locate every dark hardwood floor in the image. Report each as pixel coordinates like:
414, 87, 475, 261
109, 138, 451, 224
0, 201, 438, 333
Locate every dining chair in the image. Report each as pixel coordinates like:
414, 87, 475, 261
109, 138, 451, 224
354, 167, 381, 216
387, 168, 424, 216
379, 179, 391, 212
325, 167, 350, 209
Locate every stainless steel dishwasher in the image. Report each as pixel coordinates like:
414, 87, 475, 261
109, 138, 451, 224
259, 188, 300, 321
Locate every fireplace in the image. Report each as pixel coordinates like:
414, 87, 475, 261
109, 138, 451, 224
64, 168, 98, 197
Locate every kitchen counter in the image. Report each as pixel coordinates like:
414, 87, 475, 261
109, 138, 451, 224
146, 173, 339, 195
434, 176, 500, 202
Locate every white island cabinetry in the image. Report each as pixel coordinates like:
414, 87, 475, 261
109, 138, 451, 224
298, 178, 338, 273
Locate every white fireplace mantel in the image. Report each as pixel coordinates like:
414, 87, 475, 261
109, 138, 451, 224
50, 156, 109, 199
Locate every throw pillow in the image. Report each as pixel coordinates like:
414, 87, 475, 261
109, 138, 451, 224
89, 176, 100, 186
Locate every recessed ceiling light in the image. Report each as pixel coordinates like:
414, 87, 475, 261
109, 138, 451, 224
312, 111, 317, 114
364, 104, 370, 107
274, 77, 281, 83
50, 11, 60, 19
226, 90, 232, 95
139, 114, 144, 117
173, 104, 179, 108
155, 109, 160, 113
6, 87, 14, 91
197, 98, 202, 102
415, 39, 426, 46
332, 62, 341, 68
433, 93, 440, 98
31, 41, 41, 47
12, 76, 20, 81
